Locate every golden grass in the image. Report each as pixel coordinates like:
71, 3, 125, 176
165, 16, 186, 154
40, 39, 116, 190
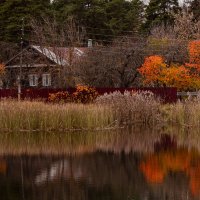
0, 100, 114, 132
161, 100, 200, 128
0, 96, 200, 132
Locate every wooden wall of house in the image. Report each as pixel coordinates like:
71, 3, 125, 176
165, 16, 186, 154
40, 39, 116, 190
4, 66, 65, 89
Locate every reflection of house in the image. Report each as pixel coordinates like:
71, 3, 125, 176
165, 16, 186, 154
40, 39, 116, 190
4, 45, 86, 88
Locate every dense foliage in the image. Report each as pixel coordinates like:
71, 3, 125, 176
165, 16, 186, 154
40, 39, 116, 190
48, 85, 99, 103
0, 0, 50, 42
190, 0, 200, 20
138, 41, 200, 90
0, 0, 199, 91
0, 0, 198, 43
143, 0, 180, 31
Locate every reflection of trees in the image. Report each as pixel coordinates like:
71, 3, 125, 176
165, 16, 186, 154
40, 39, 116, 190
2, 133, 200, 200
0, 153, 157, 200
140, 147, 200, 198
0, 159, 6, 174
33, 152, 149, 200
0, 129, 160, 155
0, 150, 199, 200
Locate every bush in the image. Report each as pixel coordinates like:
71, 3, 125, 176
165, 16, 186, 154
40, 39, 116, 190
72, 85, 99, 103
48, 85, 99, 104
48, 91, 71, 103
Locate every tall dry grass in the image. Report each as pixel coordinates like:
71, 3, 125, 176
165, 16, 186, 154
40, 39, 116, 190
0, 100, 114, 132
0, 91, 200, 132
95, 91, 161, 126
95, 90, 200, 129
0, 91, 162, 132
161, 97, 200, 128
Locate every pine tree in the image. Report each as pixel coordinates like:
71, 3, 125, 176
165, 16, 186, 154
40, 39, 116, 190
144, 0, 180, 31
0, 0, 50, 42
128, 0, 145, 34
190, 0, 200, 20
52, 0, 145, 41
105, 0, 144, 35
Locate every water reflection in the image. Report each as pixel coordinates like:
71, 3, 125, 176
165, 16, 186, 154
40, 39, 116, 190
0, 129, 200, 199
140, 134, 200, 198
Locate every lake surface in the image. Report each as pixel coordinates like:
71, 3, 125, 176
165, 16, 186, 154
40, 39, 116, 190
1, 127, 200, 200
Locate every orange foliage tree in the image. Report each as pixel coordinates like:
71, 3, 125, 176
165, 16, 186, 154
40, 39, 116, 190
138, 56, 193, 90
0, 63, 5, 75
138, 40, 200, 90
138, 55, 166, 86
187, 40, 200, 71
185, 40, 200, 90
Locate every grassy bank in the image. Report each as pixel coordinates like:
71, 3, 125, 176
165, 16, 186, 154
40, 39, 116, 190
161, 100, 200, 128
0, 100, 114, 131
0, 91, 200, 132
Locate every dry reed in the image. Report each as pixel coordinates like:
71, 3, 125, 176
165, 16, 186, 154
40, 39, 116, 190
0, 91, 200, 132
95, 91, 161, 126
161, 98, 200, 128
0, 100, 114, 132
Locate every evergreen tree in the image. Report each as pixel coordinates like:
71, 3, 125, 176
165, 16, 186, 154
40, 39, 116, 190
0, 0, 50, 42
128, 0, 145, 34
52, 0, 145, 42
144, 0, 180, 31
190, 0, 200, 20
105, 0, 144, 35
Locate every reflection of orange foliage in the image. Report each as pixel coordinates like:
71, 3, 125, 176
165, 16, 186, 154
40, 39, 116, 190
188, 165, 200, 196
140, 148, 200, 196
140, 156, 165, 183
162, 150, 191, 172
0, 159, 7, 174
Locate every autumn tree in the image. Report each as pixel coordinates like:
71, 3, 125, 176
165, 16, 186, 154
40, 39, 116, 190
0, 63, 5, 75
138, 54, 200, 90
187, 40, 200, 70
139, 39, 200, 91
185, 40, 200, 88
0, 63, 5, 88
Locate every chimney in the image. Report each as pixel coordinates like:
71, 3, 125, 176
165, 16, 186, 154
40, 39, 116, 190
88, 39, 93, 47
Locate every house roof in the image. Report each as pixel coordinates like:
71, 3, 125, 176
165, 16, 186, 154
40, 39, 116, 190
31, 45, 87, 66
5, 45, 87, 67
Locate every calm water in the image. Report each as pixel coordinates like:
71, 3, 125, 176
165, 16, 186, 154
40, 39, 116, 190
1, 128, 200, 200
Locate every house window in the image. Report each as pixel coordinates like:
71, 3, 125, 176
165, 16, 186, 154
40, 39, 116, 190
29, 74, 38, 87
42, 74, 51, 87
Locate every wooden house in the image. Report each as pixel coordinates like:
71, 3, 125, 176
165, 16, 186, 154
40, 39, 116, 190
4, 45, 87, 89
